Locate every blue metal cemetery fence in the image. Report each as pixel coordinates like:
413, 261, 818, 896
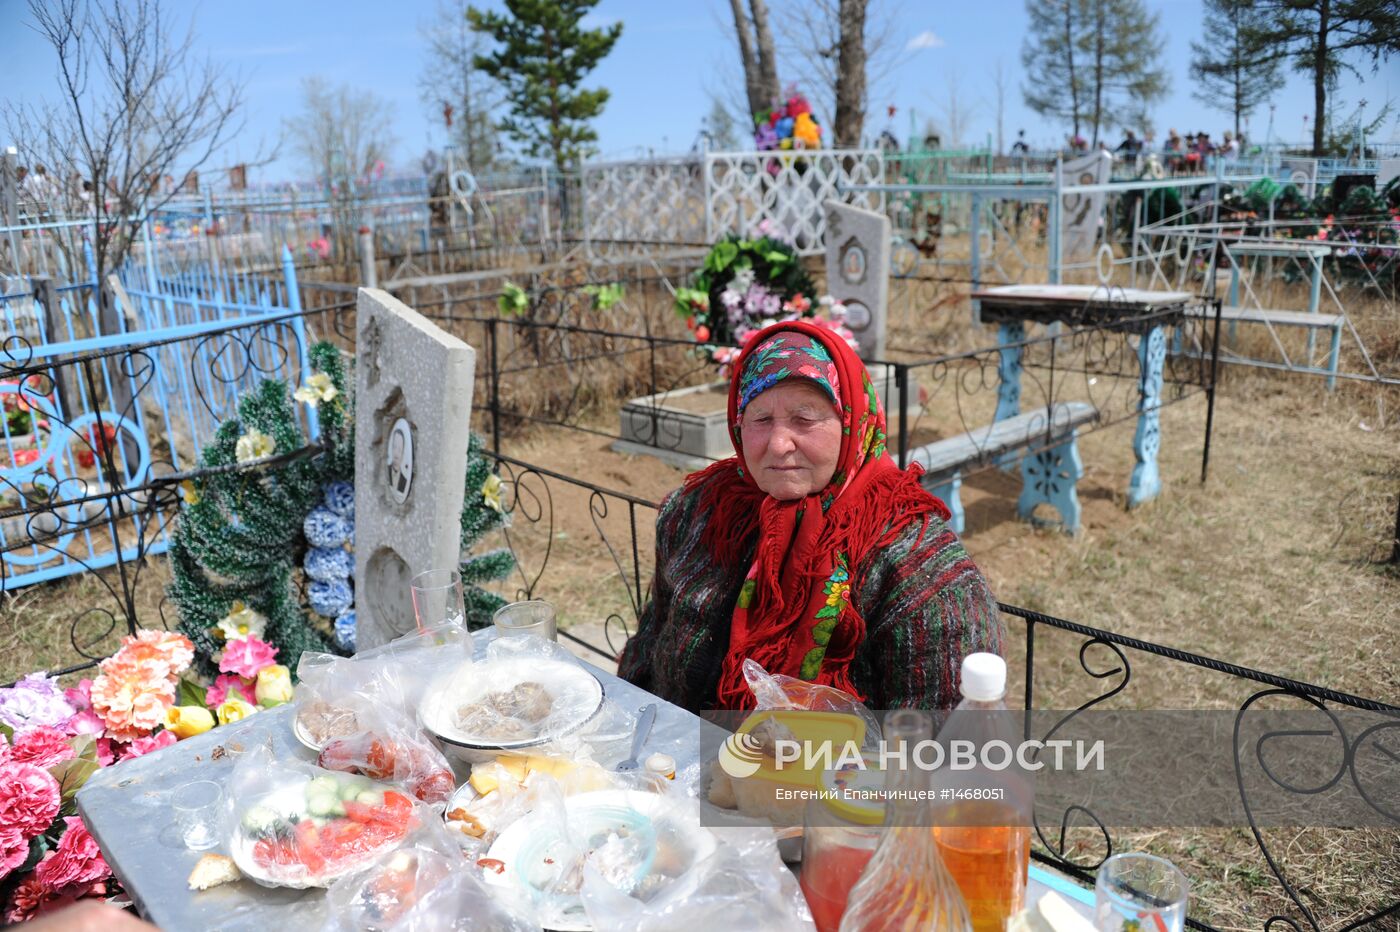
0, 248, 315, 591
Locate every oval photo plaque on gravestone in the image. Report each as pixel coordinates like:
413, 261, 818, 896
387, 417, 413, 504
841, 241, 867, 285
844, 300, 871, 331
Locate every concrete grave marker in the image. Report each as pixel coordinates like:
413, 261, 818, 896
823, 199, 889, 360
355, 288, 476, 649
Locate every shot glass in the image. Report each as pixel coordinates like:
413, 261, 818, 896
493, 599, 558, 641
411, 568, 466, 630
1095, 852, 1189, 932
171, 780, 225, 851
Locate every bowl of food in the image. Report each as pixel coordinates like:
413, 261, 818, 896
419, 657, 605, 761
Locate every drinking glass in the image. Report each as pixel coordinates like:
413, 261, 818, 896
411, 568, 466, 630
171, 780, 224, 851
1095, 853, 1189, 932
493, 599, 558, 641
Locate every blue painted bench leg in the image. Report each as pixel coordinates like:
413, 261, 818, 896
1129, 326, 1166, 508
1017, 430, 1084, 534
930, 474, 964, 535
994, 321, 1024, 472
1327, 322, 1341, 392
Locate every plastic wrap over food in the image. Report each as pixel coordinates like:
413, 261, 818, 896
322, 822, 539, 932
317, 707, 457, 805
227, 746, 425, 889
579, 825, 816, 931
420, 636, 603, 751
295, 622, 474, 749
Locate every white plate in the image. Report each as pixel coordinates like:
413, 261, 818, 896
419, 658, 604, 751
228, 783, 407, 889
480, 790, 717, 932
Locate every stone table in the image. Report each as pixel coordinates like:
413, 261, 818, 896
971, 284, 1197, 509
77, 645, 1094, 928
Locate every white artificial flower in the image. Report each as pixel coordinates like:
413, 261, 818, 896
293, 372, 339, 406
235, 428, 275, 464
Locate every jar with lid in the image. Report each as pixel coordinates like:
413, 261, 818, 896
799, 753, 885, 932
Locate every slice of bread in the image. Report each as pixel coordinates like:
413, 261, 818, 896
187, 853, 241, 890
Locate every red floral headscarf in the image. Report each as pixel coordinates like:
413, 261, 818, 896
684, 320, 951, 709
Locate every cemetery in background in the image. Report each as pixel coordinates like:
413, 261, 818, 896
1, 143, 1398, 928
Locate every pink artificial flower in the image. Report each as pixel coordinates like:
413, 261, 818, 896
64, 710, 105, 738
118, 730, 176, 762
94, 739, 118, 768
63, 679, 93, 712
0, 762, 61, 839
205, 674, 255, 708
8, 727, 75, 770
34, 817, 110, 895
783, 293, 811, 314
0, 825, 28, 881
218, 635, 279, 679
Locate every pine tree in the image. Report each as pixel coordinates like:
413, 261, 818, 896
1023, 0, 1169, 145
1190, 0, 1284, 138
1022, 0, 1089, 141
1241, 0, 1400, 156
1080, 0, 1169, 144
467, 0, 623, 172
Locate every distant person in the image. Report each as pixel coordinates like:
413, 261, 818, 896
1116, 130, 1142, 157
1220, 129, 1243, 160
1010, 129, 1030, 155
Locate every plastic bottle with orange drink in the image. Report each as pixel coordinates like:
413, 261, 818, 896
932, 653, 1033, 932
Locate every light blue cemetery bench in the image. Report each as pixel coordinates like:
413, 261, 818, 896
906, 402, 1100, 534
1218, 241, 1344, 389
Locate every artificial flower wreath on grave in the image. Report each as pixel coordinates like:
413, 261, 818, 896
674, 222, 859, 372
168, 342, 515, 665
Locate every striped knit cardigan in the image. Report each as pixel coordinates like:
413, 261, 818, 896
618, 481, 1004, 712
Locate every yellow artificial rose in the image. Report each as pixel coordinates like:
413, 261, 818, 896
216, 696, 258, 726
254, 664, 294, 707
793, 112, 821, 147
166, 705, 216, 739
481, 473, 505, 513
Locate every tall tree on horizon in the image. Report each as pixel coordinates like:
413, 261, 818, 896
418, 0, 501, 172
727, 0, 782, 122
1022, 0, 1089, 141
1081, 0, 1169, 145
1190, 0, 1284, 139
1239, 0, 1400, 156
468, 0, 622, 172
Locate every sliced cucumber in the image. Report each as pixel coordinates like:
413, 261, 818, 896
307, 791, 341, 818
355, 789, 384, 806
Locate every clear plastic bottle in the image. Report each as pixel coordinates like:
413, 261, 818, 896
932, 653, 1033, 932
837, 709, 973, 932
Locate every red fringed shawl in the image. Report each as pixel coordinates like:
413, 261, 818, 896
692, 320, 951, 709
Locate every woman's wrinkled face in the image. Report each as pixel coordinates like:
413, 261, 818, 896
739, 380, 843, 500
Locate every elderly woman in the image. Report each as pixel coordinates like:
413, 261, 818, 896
619, 321, 1002, 712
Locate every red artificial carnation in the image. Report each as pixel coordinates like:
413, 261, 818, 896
3, 874, 92, 924
0, 762, 61, 839
34, 817, 110, 895
9, 726, 76, 770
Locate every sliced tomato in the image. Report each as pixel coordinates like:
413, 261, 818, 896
293, 820, 327, 876
342, 800, 376, 824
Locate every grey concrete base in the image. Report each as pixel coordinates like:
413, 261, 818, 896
615, 364, 919, 469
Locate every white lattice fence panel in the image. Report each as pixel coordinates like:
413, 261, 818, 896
704, 149, 884, 254
582, 158, 707, 247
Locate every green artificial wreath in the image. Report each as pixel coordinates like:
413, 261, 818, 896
169, 342, 517, 673
673, 233, 818, 364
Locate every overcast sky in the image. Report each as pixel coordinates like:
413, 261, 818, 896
1, 0, 1394, 184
